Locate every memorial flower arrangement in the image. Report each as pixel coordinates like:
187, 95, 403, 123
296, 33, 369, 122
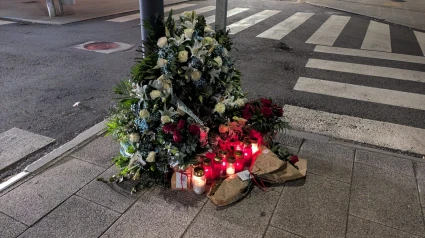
106, 11, 307, 199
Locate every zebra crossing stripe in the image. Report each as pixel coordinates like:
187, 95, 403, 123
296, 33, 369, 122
107, 3, 196, 22
228, 10, 280, 35
284, 105, 425, 155
314, 45, 425, 65
294, 77, 425, 111
414, 31, 425, 56
256, 12, 313, 40
172, 6, 216, 20
0, 20, 14, 25
361, 21, 392, 52
305, 15, 350, 46
306, 59, 425, 83
205, 7, 249, 25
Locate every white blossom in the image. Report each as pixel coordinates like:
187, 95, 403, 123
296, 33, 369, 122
157, 37, 168, 48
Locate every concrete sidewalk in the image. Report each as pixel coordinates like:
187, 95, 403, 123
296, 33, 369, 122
306, 0, 425, 31
1, 122, 424, 238
0, 0, 188, 25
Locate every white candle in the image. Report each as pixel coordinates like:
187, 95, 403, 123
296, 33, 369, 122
251, 143, 259, 154
192, 176, 206, 194
226, 166, 235, 175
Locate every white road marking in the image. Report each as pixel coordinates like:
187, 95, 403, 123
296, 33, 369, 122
305, 15, 350, 46
361, 21, 392, 52
205, 7, 249, 24
172, 6, 216, 20
314, 45, 425, 65
256, 12, 313, 40
283, 105, 425, 155
107, 3, 196, 22
306, 59, 425, 83
414, 31, 425, 56
0, 20, 14, 25
228, 10, 280, 35
294, 77, 425, 111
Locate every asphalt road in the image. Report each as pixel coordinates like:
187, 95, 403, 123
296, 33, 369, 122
0, 0, 424, 176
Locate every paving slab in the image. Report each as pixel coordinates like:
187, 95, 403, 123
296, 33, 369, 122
0, 212, 27, 238
271, 173, 350, 238
414, 162, 425, 207
298, 139, 355, 183
264, 226, 303, 238
0, 157, 105, 225
183, 187, 283, 238
0, 128, 54, 171
346, 215, 420, 238
349, 163, 425, 236
355, 150, 414, 177
18, 195, 120, 238
101, 187, 205, 238
71, 135, 119, 168
77, 166, 146, 213
275, 133, 303, 154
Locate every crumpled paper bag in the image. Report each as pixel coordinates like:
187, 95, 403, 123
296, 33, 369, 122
208, 174, 251, 206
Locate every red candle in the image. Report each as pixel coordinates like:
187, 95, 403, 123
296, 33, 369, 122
213, 156, 224, 179
203, 158, 212, 181
234, 150, 244, 172
243, 140, 252, 168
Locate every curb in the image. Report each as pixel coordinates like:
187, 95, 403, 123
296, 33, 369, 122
306, 1, 425, 33
0, 119, 107, 193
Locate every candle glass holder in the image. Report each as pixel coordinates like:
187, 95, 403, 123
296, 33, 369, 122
203, 158, 212, 182
226, 156, 236, 175
213, 156, 224, 179
251, 138, 259, 154
234, 150, 244, 172
192, 167, 206, 194
243, 140, 252, 168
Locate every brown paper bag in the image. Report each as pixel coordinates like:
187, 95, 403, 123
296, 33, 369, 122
208, 175, 251, 206
171, 170, 192, 190
250, 146, 285, 176
259, 159, 307, 183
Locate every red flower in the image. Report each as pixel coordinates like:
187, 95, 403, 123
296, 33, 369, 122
173, 131, 183, 143
242, 105, 253, 120
163, 123, 177, 134
261, 107, 273, 118
188, 124, 200, 136
290, 155, 299, 164
205, 152, 216, 160
276, 107, 283, 117
260, 98, 272, 107
177, 119, 186, 130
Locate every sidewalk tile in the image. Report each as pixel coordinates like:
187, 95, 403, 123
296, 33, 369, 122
264, 226, 303, 238
18, 196, 120, 238
0, 212, 27, 238
346, 215, 419, 238
0, 157, 105, 225
71, 135, 119, 168
183, 187, 282, 238
271, 173, 350, 238
298, 140, 355, 183
77, 166, 145, 213
355, 150, 414, 177
275, 133, 303, 154
100, 187, 204, 238
414, 162, 425, 207
349, 163, 425, 236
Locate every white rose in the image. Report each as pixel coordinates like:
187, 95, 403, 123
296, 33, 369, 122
139, 109, 150, 119
161, 115, 171, 124
157, 37, 168, 48
146, 151, 156, 163
177, 108, 186, 116
184, 29, 194, 39
214, 103, 226, 114
178, 50, 189, 63
221, 66, 229, 73
150, 90, 161, 99
202, 37, 214, 45
214, 56, 223, 67
157, 58, 168, 67
235, 98, 246, 107
204, 25, 213, 33
128, 133, 140, 143
191, 70, 202, 81
163, 82, 171, 91
182, 11, 193, 20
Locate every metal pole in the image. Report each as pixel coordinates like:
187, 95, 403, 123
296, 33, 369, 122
139, 0, 164, 42
215, 0, 228, 32
46, 0, 56, 18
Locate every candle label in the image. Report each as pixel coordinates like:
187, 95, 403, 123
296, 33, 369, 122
237, 170, 251, 181
176, 172, 188, 189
